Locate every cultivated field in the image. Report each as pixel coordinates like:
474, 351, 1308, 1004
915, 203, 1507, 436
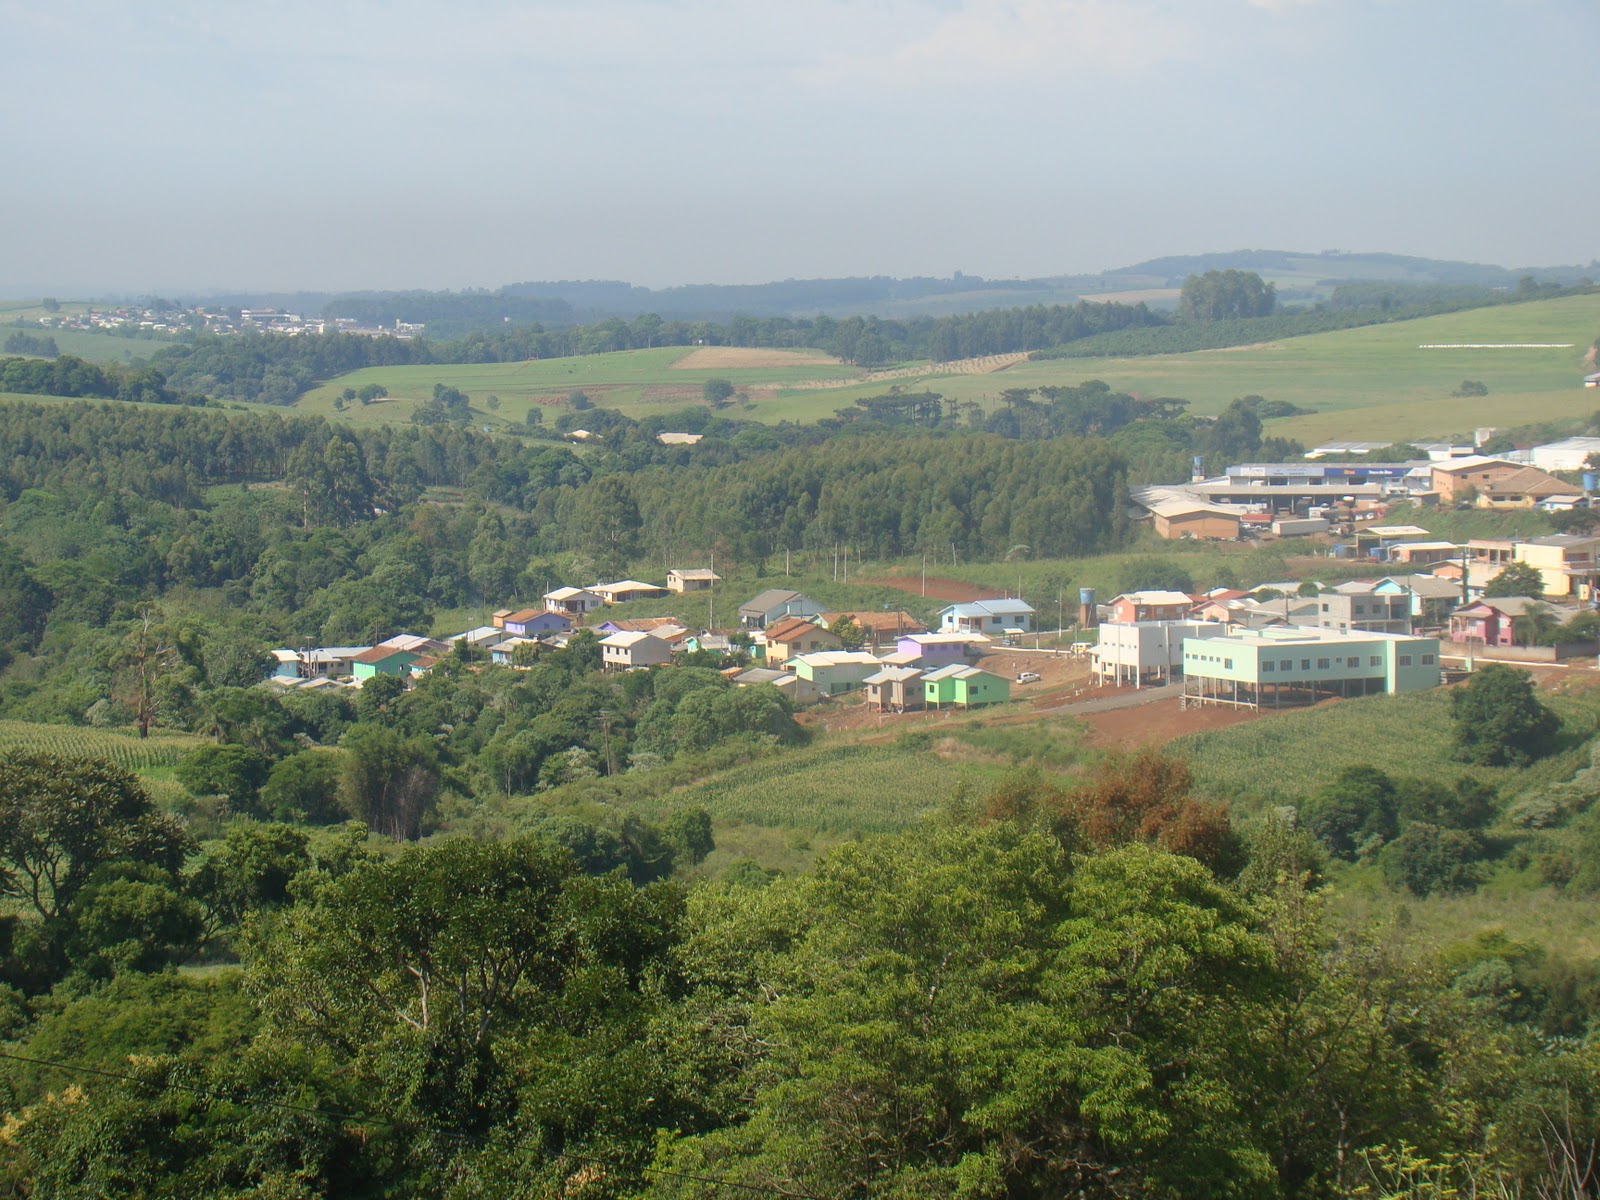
0, 719, 206, 772
297, 293, 1600, 439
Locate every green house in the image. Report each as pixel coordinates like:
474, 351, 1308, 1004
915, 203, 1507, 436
351, 646, 419, 680
923, 664, 1010, 709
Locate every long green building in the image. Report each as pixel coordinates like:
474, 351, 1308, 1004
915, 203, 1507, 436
1180, 626, 1441, 709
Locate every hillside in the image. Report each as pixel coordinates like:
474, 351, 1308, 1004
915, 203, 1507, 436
296, 292, 1600, 441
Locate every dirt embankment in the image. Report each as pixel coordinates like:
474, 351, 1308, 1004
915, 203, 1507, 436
861, 574, 1011, 603
670, 347, 841, 370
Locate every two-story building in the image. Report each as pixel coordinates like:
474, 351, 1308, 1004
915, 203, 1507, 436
760, 616, 844, 668
1091, 620, 1225, 687
1181, 626, 1441, 709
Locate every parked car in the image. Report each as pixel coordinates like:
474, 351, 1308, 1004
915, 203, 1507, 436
1016, 671, 1041, 684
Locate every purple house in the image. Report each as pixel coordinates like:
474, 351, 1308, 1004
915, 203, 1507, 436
896, 632, 987, 665
504, 609, 574, 636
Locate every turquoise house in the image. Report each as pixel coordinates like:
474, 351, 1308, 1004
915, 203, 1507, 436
351, 646, 419, 680
1180, 626, 1440, 708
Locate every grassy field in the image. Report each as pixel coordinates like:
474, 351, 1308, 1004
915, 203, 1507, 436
293, 294, 1600, 441
1177, 681, 1600, 813
293, 346, 864, 428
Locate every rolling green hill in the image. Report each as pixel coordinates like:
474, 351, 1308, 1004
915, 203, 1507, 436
297, 294, 1600, 441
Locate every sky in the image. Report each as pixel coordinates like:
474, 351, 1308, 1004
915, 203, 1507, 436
2, 0, 1597, 294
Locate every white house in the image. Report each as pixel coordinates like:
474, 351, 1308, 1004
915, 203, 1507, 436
938, 599, 1037, 635
543, 586, 605, 616
600, 631, 676, 670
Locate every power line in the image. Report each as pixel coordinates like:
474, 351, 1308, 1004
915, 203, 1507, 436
0, 1048, 828, 1199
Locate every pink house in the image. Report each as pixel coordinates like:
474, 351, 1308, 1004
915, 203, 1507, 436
1448, 597, 1542, 646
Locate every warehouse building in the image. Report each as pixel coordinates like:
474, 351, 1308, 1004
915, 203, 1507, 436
1180, 627, 1441, 709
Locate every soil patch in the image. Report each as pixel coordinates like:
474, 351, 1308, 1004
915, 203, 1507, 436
1079, 695, 1266, 748
671, 347, 840, 370
863, 574, 1012, 603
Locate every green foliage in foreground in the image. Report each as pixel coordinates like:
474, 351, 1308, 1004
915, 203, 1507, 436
3, 814, 1597, 1199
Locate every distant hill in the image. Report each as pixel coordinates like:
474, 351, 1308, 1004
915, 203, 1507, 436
152, 250, 1599, 333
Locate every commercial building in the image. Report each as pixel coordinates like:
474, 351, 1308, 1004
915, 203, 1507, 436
1180, 627, 1441, 709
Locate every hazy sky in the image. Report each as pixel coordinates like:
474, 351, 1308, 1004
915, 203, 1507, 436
3, 0, 1596, 293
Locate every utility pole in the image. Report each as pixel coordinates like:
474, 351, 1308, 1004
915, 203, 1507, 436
708, 549, 715, 632
921, 552, 927, 597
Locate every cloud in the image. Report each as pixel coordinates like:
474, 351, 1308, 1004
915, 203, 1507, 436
796, 0, 1195, 89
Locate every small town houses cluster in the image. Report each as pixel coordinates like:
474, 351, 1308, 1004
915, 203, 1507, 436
267, 568, 1040, 714
1088, 523, 1600, 709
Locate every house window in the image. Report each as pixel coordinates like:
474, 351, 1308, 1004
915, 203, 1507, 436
1369, 656, 1381, 666
1347, 657, 1360, 667
1262, 660, 1275, 672
1300, 659, 1311, 670
1224, 659, 1233, 669
1398, 654, 1412, 666
1317, 658, 1331, 669
1422, 654, 1436, 665
1320, 602, 1329, 612
1280, 659, 1292, 671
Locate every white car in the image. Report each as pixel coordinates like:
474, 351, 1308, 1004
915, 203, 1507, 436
1015, 671, 1041, 684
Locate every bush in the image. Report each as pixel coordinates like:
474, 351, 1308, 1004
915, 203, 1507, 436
1452, 664, 1559, 766
1380, 822, 1487, 896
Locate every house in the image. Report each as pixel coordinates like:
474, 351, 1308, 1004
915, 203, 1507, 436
596, 616, 687, 636
600, 631, 676, 671
1295, 591, 1412, 635
543, 586, 605, 617
863, 665, 926, 712
1091, 620, 1225, 687
818, 610, 927, 650
269, 649, 301, 680
1430, 457, 1524, 502
492, 609, 514, 629
1180, 626, 1441, 709
441, 626, 506, 649
1475, 467, 1581, 510
657, 432, 703, 446
351, 646, 419, 680
489, 636, 541, 665
590, 579, 669, 605
1586, 373, 1600, 389
760, 616, 844, 668
738, 589, 824, 629
1108, 591, 1194, 624
503, 609, 575, 636
1448, 597, 1545, 646
666, 568, 720, 593
922, 664, 1011, 709
939, 599, 1037, 635
295, 646, 369, 679
896, 631, 988, 666
1511, 535, 1600, 598
1388, 541, 1461, 567
1369, 575, 1463, 624
1149, 500, 1242, 541
732, 667, 821, 706
376, 634, 450, 656
789, 651, 885, 695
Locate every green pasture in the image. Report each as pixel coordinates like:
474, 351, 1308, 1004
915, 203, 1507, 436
295, 294, 1600, 439
294, 347, 862, 428
1, 328, 173, 364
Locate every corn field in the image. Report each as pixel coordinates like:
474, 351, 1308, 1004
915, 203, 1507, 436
0, 720, 208, 774
673, 743, 1001, 833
